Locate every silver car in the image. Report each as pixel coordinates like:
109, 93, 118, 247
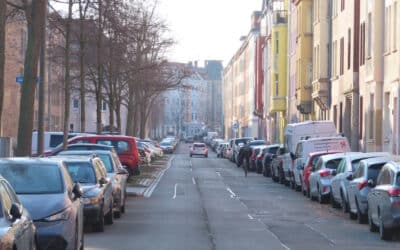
330, 152, 390, 213
308, 153, 348, 203
367, 162, 400, 240
347, 157, 391, 224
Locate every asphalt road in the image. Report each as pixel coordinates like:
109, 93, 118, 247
86, 143, 400, 250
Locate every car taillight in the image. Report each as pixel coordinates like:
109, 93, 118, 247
388, 188, 400, 197
358, 181, 367, 190
319, 170, 331, 178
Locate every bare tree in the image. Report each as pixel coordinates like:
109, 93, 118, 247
0, 0, 6, 135
14, 0, 48, 156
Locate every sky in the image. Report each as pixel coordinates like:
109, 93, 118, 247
157, 0, 262, 67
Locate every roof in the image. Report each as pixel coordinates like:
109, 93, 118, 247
0, 157, 63, 165
319, 152, 364, 162
49, 155, 95, 163
359, 156, 394, 167
58, 150, 113, 156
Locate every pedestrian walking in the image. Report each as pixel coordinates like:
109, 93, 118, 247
238, 142, 252, 177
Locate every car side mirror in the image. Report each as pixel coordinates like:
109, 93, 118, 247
99, 177, 108, 186
117, 168, 129, 175
346, 174, 353, 181
331, 170, 337, 176
72, 183, 83, 199
10, 203, 22, 220
367, 179, 375, 188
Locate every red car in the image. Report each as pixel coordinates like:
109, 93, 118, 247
48, 135, 140, 175
301, 151, 341, 196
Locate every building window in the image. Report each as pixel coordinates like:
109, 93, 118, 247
339, 102, 343, 133
275, 32, 279, 54
347, 29, 351, 70
333, 41, 338, 77
333, 105, 338, 129
341, 0, 345, 11
73, 99, 79, 109
359, 96, 363, 139
275, 74, 279, 96
367, 13, 372, 57
394, 2, 397, 51
360, 22, 365, 65
333, 0, 338, 16
385, 7, 390, 53
102, 101, 107, 111
340, 37, 344, 75
369, 94, 374, 139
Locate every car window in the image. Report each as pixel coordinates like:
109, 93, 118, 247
295, 143, 303, 157
0, 183, 11, 218
314, 158, 323, 171
351, 159, 364, 172
65, 162, 96, 184
0, 163, 64, 194
325, 159, 342, 170
353, 163, 363, 178
268, 147, 279, 154
311, 156, 321, 167
117, 141, 130, 153
396, 173, 400, 186
337, 159, 346, 173
97, 154, 114, 173
97, 140, 113, 146
367, 163, 385, 182
1, 181, 19, 204
378, 169, 392, 185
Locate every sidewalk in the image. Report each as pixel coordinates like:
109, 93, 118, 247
126, 155, 173, 197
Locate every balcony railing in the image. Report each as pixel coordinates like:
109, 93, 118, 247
273, 11, 288, 25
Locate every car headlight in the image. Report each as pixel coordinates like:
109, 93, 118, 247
43, 207, 71, 222
82, 197, 101, 205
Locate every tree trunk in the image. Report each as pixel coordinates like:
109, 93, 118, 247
62, 0, 73, 150
125, 85, 135, 136
16, 0, 47, 156
96, 0, 103, 134
115, 101, 121, 133
0, 0, 6, 136
79, 0, 86, 132
37, 3, 47, 156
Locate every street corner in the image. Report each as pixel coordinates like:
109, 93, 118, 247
126, 155, 173, 197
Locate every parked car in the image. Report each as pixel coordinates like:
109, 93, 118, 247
248, 140, 266, 147
282, 121, 338, 191
330, 152, 390, 213
50, 135, 140, 176
288, 136, 350, 189
217, 143, 229, 158
367, 162, 400, 240
347, 157, 392, 223
50, 143, 117, 156
159, 141, 174, 154
138, 148, 151, 166
0, 158, 84, 250
271, 146, 288, 184
249, 145, 267, 172
296, 151, 342, 194
59, 150, 129, 217
307, 152, 349, 203
54, 156, 114, 232
31, 131, 84, 156
0, 175, 37, 250
261, 144, 280, 177
190, 143, 208, 158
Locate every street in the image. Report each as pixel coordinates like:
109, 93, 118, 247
86, 144, 400, 250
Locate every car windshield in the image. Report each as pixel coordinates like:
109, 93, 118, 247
0, 163, 63, 194
65, 162, 96, 184
367, 163, 386, 182
194, 144, 205, 148
351, 159, 364, 171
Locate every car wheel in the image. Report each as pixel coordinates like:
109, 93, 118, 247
301, 182, 306, 196
79, 224, 84, 250
379, 215, 392, 240
93, 206, 105, 232
330, 192, 339, 208
368, 212, 378, 232
105, 201, 114, 225
307, 186, 311, 198
356, 200, 366, 224
262, 165, 267, 177
205, 154, 208, 158
318, 188, 324, 204
341, 192, 349, 213
121, 191, 126, 214
349, 209, 357, 220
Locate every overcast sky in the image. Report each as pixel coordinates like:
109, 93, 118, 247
157, 0, 262, 67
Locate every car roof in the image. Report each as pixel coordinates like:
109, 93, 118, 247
319, 152, 363, 162
70, 134, 136, 141
59, 150, 113, 156
346, 152, 391, 161
49, 155, 95, 163
308, 150, 343, 157
0, 157, 64, 166
359, 156, 393, 167
69, 143, 114, 149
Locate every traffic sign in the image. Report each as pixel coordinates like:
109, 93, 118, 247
233, 123, 239, 130
16, 76, 40, 84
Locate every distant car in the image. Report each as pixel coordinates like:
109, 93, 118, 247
52, 156, 114, 232
347, 157, 391, 223
249, 145, 267, 172
0, 175, 37, 249
159, 141, 174, 154
59, 150, 129, 218
330, 152, 390, 213
185, 136, 194, 143
261, 144, 280, 177
368, 162, 400, 240
217, 143, 229, 158
190, 143, 208, 158
0, 158, 84, 250
271, 146, 288, 184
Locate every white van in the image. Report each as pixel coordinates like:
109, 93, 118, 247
31, 131, 82, 156
282, 121, 338, 186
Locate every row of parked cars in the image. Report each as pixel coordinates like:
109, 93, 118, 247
216, 121, 400, 241
0, 133, 168, 249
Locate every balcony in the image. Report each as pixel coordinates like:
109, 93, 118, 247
312, 79, 329, 110
273, 11, 288, 25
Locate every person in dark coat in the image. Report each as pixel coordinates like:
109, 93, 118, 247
238, 142, 252, 177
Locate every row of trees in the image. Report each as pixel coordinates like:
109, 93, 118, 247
0, 0, 188, 156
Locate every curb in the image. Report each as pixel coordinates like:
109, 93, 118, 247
127, 156, 174, 197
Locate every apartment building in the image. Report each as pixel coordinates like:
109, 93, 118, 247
382, 0, 400, 154
330, 0, 360, 151
293, 0, 314, 120
312, 0, 331, 121
223, 12, 261, 139
287, 1, 299, 123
